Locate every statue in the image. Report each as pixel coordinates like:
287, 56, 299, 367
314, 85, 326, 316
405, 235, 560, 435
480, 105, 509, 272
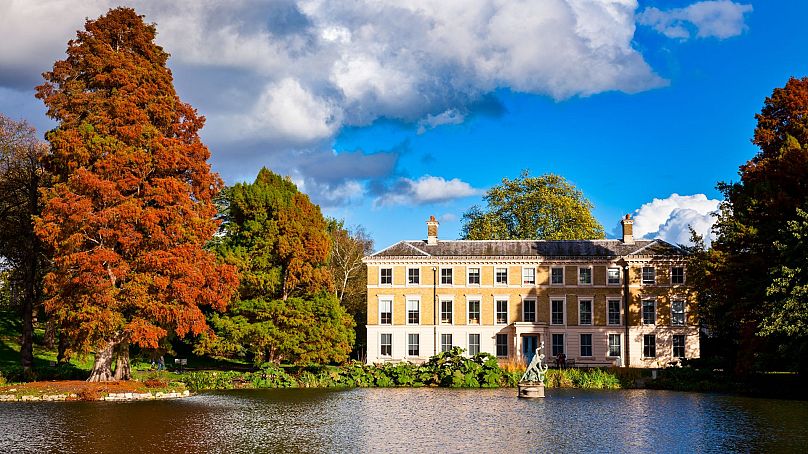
517, 341, 548, 398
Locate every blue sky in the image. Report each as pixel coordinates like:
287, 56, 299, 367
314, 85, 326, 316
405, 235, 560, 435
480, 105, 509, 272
1, 1, 806, 250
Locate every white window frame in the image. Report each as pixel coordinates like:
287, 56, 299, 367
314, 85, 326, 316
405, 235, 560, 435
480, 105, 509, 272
440, 267, 453, 286
466, 296, 482, 325
642, 266, 655, 285
579, 333, 593, 357
550, 266, 565, 286
495, 267, 508, 286
440, 297, 454, 325
522, 267, 536, 285
405, 296, 420, 325
496, 333, 509, 358
550, 297, 566, 326
378, 296, 393, 325
578, 298, 593, 325
642, 299, 656, 325
379, 332, 392, 357
643, 334, 656, 358
495, 296, 509, 325
440, 333, 453, 352
468, 333, 481, 356
407, 333, 420, 357
607, 299, 622, 326
671, 299, 686, 326
578, 266, 593, 286
672, 334, 686, 358
607, 333, 622, 357
379, 267, 393, 286
607, 267, 620, 286
551, 333, 566, 356
522, 298, 537, 323
406, 267, 420, 286
467, 267, 481, 286
671, 266, 685, 285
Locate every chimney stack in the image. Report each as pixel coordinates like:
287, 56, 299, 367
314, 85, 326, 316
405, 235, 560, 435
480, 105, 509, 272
621, 214, 634, 244
426, 215, 439, 245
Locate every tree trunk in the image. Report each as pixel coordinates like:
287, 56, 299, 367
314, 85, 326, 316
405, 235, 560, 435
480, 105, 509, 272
87, 340, 118, 382
113, 341, 131, 380
57, 331, 69, 364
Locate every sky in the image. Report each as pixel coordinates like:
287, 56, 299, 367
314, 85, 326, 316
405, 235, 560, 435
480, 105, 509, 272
1, 0, 806, 251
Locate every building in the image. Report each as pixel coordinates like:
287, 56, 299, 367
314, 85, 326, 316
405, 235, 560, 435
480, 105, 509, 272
363, 215, 699, 368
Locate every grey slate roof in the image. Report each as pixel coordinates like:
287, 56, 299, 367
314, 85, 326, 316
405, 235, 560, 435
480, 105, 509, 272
367, 239, 684, 259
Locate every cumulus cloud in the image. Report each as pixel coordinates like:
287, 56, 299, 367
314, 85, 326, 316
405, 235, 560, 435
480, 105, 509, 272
637, 1, 752, 40
373, 175, 482, 207
628, 193, 720, 246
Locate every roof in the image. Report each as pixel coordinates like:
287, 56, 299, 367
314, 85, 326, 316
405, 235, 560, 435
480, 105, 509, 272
366, 239, 685, 260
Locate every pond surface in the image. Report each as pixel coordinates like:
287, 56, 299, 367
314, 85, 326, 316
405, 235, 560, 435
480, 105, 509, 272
1, 387, 807, 453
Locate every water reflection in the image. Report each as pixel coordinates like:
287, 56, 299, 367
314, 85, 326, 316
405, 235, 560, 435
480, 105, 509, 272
0, 388, 806, 453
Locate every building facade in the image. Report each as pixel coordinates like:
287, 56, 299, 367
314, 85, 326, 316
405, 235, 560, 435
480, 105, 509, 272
363, 215, 699, 368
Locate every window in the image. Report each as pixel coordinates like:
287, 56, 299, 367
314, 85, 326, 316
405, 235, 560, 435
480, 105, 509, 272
523, 299, 536, 323
495, 267, 508, 285
580, 334, 593, 357
440, 299, 453, 324
672, 334, 685, 358
379, 299, 392, 325
522, 267, 535, 285
578, 267, 592, 285
671, 267, 685, 284
467, 267, 480, 285
441, 333, 453, 352
408, 333, 420, 357
671, 300, 685, 326
467, 299, 481, 325
552, 333, 565, 356
643, 334, 656, 358
441, 268, 453, 285
468, 334, 480, 355
408, 268, 420, 285
495, 299, 508, 324
380, 333, 392, 356
380, 268, 392, 285
406, 299, 420, 324
642, 300, 656, 325
579, 299, 592, 325
608, 300, 621, 325
551, 299, 565, 325
607, 268, 620, 285
496, 334, 508, 357
608, 334, 621, 357
551, 267, 564, 285
642, 266, 655, 285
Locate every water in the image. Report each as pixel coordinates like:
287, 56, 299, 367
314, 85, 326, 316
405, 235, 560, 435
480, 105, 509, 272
0, 388, 806, 453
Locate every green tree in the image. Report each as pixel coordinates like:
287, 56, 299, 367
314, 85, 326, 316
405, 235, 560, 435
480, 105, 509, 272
202, 168, 354, 364
461, 171, 604, 240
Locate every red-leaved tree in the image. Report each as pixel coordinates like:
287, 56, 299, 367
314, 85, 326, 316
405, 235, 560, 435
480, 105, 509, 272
35, 7, 238, 381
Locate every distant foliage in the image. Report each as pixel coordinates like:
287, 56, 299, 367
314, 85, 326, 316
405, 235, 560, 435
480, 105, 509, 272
461, 171, 604, 240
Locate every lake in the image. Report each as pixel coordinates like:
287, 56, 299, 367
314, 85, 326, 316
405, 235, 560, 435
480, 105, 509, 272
1, 388, 807, 453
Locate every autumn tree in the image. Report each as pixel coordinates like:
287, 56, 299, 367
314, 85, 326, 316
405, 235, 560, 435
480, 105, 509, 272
0, 115, 48, 374
200, 168, 354, 364
461, 171, 605, 240
35, 8, 238, 381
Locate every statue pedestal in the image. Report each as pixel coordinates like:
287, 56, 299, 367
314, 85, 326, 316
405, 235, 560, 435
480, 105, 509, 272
517, 381, 545, 398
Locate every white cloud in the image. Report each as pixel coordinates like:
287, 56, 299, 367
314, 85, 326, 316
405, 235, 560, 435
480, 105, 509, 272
637, 1, 752, 40
630, 193, 720, 246
374, 175, 481, 207
417, 109, 466, 134
439, 213, 458, 223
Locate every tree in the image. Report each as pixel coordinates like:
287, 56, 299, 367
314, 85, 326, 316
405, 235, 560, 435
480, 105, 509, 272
201, 168, 354, 364
461, 171, 604, 240
35, 8, 238, 381
0, 115, 48, 374
702, 77, 808, 374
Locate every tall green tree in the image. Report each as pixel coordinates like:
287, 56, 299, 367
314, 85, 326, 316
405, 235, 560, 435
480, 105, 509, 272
201, 168, 354, 364
461, 171, 604, 240
35, 8, 238, 381
0, 115, 48, 374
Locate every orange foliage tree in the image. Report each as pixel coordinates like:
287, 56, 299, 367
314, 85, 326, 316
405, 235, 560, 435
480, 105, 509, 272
35, 7, 238, 382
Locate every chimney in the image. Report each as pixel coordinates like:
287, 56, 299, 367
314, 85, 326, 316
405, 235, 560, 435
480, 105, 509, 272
621, 214, 634, 244
426, 215, 439, 245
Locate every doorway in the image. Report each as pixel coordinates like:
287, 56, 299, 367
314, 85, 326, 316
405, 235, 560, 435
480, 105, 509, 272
522, 335, 539, 363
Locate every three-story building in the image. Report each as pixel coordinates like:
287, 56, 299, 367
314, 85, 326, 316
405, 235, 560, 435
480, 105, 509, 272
363, 215, 699, 367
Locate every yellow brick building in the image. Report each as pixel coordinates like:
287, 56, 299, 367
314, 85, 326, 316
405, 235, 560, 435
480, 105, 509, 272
363, 215, 699, 367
